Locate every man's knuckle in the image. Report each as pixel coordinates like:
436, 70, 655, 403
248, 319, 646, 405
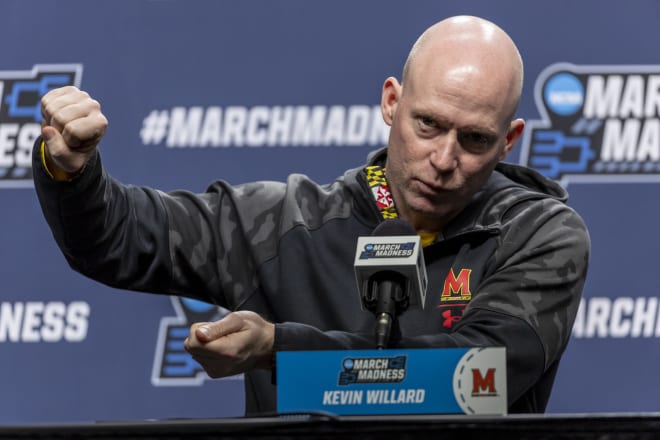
50, 112, 66, 128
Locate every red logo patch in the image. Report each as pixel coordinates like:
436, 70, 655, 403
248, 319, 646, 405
441, 308, 464, 329
372, 185, 393, 209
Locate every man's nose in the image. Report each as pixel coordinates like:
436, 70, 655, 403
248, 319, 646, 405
429, 132, 459, 172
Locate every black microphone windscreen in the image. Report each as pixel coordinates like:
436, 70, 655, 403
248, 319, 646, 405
354, 216, 428, 315
372, 218, 416, 236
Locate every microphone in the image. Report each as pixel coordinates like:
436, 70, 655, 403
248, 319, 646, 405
354, 219, 428, 349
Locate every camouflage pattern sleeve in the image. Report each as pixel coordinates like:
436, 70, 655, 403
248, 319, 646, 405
467, 197, 591, 371
162, 179, 290, 309
33, 146, 175, 294
32, 138, 288, 309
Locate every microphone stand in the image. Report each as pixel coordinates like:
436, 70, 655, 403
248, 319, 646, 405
363, 273, 409, 349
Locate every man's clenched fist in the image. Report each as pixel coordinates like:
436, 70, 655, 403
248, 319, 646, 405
40, 86, 108, 176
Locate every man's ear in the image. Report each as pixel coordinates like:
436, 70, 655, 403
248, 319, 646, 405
381, 77, 402, 126
500, 118, 525, 160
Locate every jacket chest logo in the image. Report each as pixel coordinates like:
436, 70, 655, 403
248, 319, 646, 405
440, 268, 472, 302
437, 268, 472, 329
441, 308, 465, 329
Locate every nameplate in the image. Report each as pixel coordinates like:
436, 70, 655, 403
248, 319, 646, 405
276, 347, 506, 415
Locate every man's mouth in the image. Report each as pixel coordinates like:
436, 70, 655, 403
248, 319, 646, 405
415, 178, 446, 195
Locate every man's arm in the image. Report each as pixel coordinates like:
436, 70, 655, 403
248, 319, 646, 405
34, 87, 227, 302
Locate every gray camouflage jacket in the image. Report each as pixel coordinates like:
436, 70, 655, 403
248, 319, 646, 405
33, 143, 590, 415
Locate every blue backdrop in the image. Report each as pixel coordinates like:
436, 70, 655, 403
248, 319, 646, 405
1, 0, 658, 423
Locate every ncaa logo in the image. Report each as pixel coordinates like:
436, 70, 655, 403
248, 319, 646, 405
0, 64, 81, 188
520, 63, 660, 185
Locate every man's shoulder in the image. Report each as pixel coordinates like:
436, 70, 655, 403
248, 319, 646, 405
454, 163, 585, 237
493, 162, 568, 202
202, 164, 368, 232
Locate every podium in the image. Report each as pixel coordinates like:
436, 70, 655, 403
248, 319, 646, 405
277, 347, 507, 416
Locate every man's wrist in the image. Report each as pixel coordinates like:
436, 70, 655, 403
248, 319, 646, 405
40, 140, 84, 181
261, 322, 276, 370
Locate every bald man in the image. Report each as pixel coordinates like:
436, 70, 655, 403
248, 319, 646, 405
33, 15, 589, 414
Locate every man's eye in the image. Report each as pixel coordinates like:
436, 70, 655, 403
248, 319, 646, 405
469, 133, 489, 144
458, 132, 494, 152
420, 117, 434, 126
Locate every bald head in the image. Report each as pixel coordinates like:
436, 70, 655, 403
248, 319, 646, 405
402, 16, 523, 122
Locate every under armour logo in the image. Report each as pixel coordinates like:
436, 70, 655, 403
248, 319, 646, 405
442, 309, 464, 329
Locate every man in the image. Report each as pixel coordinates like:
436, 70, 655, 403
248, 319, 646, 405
33, 15, 589, 414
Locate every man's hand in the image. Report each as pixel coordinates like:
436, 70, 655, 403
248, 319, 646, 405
184, 311, 275, 378
40, 86, 108, 176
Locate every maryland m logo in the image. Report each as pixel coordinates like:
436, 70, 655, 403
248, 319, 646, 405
472, 368, 498, 397
441, 268, 472, 302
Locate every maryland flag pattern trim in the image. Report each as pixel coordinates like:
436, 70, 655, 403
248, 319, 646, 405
365, 165, 398, 219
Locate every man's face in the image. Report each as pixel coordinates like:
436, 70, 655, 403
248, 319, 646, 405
381, 64, 523, 231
